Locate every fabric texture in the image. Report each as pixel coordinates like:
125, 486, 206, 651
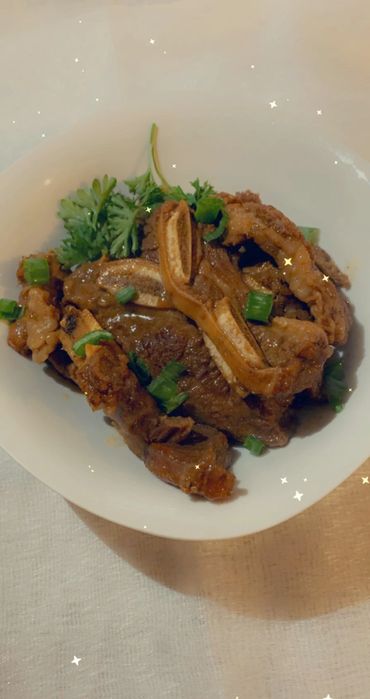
1, 446, 370, 699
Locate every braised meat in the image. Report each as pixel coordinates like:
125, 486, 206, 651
58, 306, 233, 499
5, 177, 353, 501
220, 191, 352, 344
64, 261, 293, 446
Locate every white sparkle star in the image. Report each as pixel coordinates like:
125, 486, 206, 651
269, 100, 277, 109
41, 133, 46, 138
74, 57, 79, 63
172, 163, 177, 168
149, 38, 155, 45
362, 476, 369, 485
11, 120, 16, 124
334, 160, 338, 165
250, 64, 255, 69
303, 477, 308, 482
280, 477, 288, 484
95, 97, 100, 102
284, 257, 293, 266
145, 206, 152, 213
71, 656, 81, 666
163, 50, 167, 55
323, 695, 333, 699
322, 274, 329, 282
317, 109, 323, 116
293, 490, 303, 502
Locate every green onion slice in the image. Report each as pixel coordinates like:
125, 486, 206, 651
127, 352, 152, 386
0, 298, 23, 322
116, 286, 137, 304
298, 226, 320, 244
159, 360, 186, 382
148, 361, 188, 413
72, 330, 114, 357
24, 257, 50, 285
244, 290, 274, 323
322, 356, 348, 412
243, 435, 265, 456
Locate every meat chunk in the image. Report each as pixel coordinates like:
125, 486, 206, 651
242, 261, 312, 320
251, 317, 333, 395
311, 244, 350, 289
8, 287, 60, 363
145, 425, 235, 500
64, 263, 292, 446
221, 192, 352, 344
8, 251, 67, 362
59, 306, 234, 499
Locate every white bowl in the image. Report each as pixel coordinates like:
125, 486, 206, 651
0, 1, 369, 539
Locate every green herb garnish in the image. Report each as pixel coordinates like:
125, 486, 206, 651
57, 176, 117, 268
322, 355, 348, 412
23, 257, 50, 286
72, 330, 114, 357
127, 352, 152, 386
57, 124, 228, 269
298, 226, 320, 244
244, 290, 274, 323
148, 360, 188, 414
116, 286, 137, 304
57, 171, 165, 268
243, 435, 266, 456
0, 298, 23, 322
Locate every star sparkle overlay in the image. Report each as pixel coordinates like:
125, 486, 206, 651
284, 257, 292, 266
280, 476, 288, 484
322, 695, 333, 699
322, 274, 330, 282
362, 476, 369, 485
145, 206, 152, 213
269, 100, 277, 109
293, 490, 303, 502
71, 656, 81, 666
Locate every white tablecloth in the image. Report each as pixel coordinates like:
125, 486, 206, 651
2, 1, 370, 697
2, 445, 370, 699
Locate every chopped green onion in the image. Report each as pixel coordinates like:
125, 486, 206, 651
23, 257, 50, 285
127, 351, 152, 386
0, 298, 23, 322
116, 286, 137, 304
298, 226, 320, 244
148, 361, 188, 413
322, 355, 347, 412
244, 290, 274, 323
72, 330, 114, 357
159, 360, 186, 382
243, 435, 265, 456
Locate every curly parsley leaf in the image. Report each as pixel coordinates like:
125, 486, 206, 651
125, 170, 164, 209
57, 175, 117, 268
107, 171, 165, 259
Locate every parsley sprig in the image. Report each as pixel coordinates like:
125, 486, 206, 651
56, 124, 228, 269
